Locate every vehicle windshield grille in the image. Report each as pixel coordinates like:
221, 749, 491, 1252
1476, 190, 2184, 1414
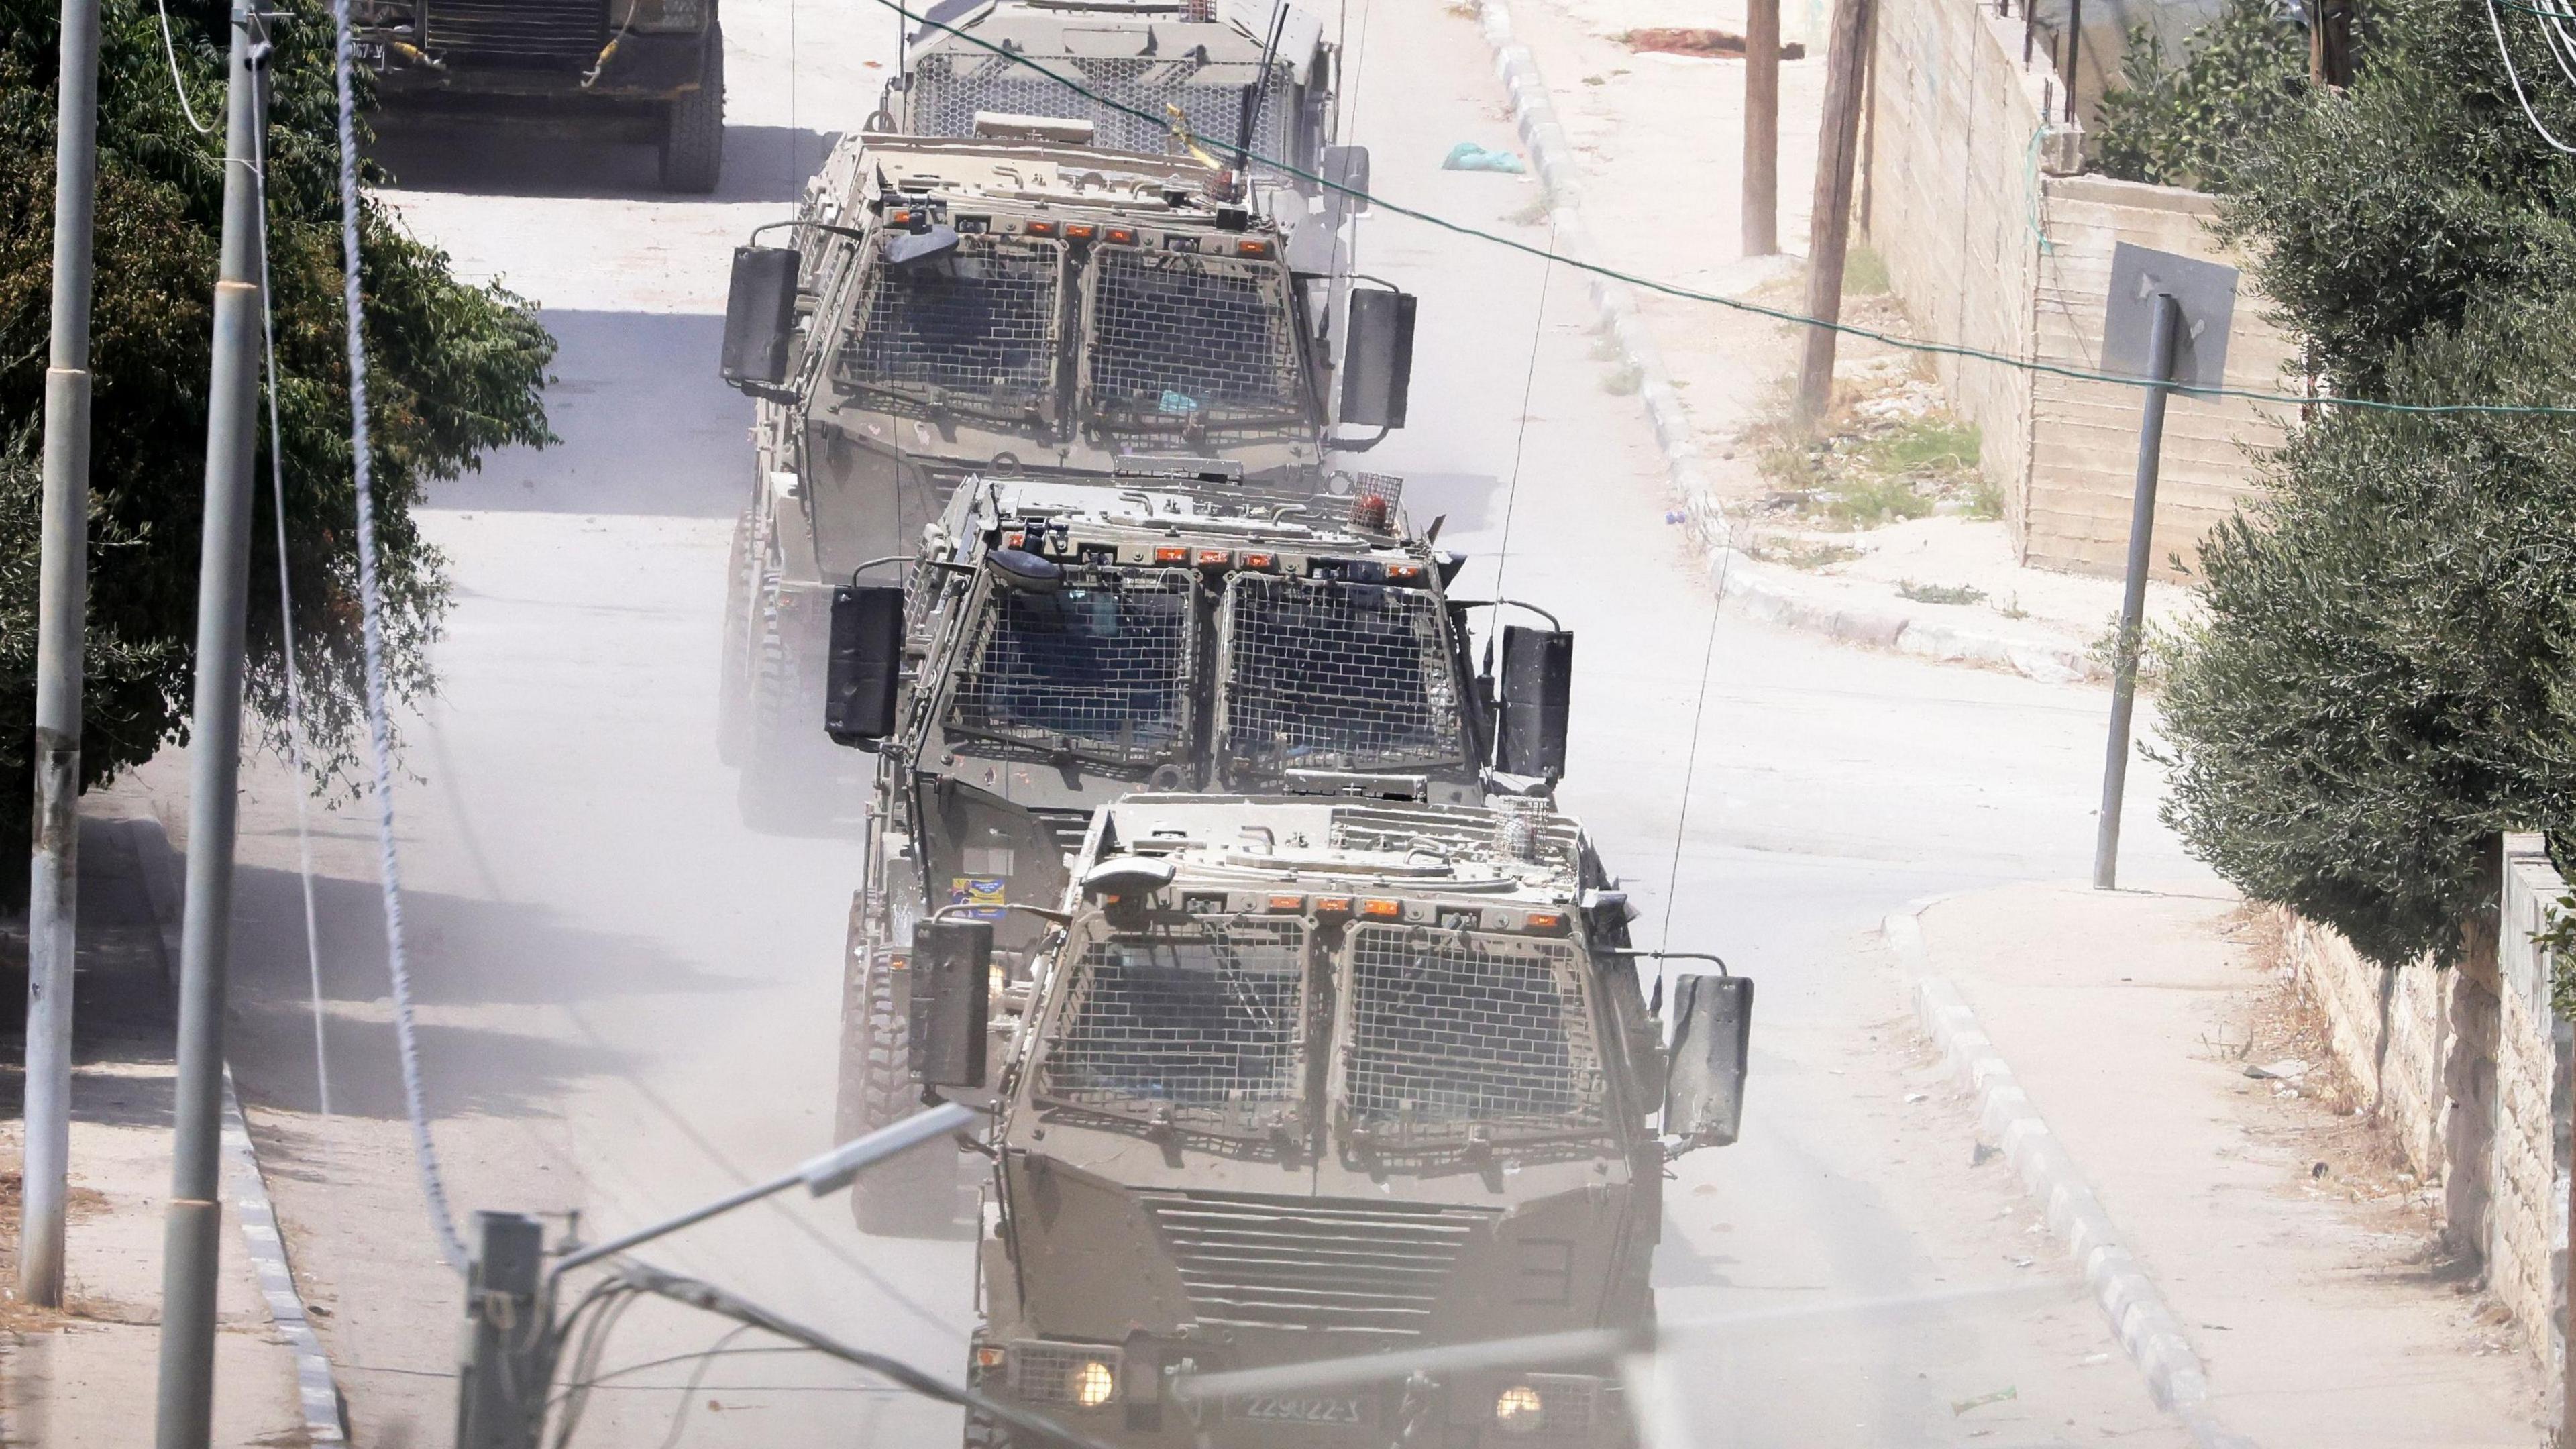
946, 568, 1198, 767
904, 54, 1294, 175
1342, 928, 1605, 1144
1217, 575, 1461, 775
1038, 923, 1308, 1133
839, 235, 1059, 403
1087, 250, 1302, 423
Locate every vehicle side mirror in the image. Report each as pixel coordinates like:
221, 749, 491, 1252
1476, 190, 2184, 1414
908, 920, 991, 1091
1664, 973, 1752, 1148
1338, 287, 1416, 430
720, 245, 801, 389
824, 584, 905, 749
1320, 144, 1371, 225
885, 225, 962, 269
1494, 625, 1572, 780
1081, 855, 1175, 930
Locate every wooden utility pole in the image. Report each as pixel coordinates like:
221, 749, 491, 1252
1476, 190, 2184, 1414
1742, 0, 1779, 256
1794, 0, 1873, 424
2310, 0, 2353, 88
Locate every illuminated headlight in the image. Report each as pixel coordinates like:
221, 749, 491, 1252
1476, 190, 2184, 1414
1008, 1341, 1122, 1407
615, 0, 706, 32
1073, 1359, 1116, 1408
1495, 1384, 1546, 1436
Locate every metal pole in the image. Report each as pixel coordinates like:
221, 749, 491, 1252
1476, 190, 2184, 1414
455, 1212, 547, 1449
1742, 0, 1779, 258
153, 3, 268, 1444
21, 0, 103, 1312
2092, 292, 2180, 892
2063, 0, 2083, 121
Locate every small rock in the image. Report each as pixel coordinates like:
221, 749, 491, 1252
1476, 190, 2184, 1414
1904, 1091, 1929, 1104
2245, 1058, 2310, 1083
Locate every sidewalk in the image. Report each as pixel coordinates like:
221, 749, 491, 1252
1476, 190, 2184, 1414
1454, 0, 2196, 678
1907, 882, 2551, 1446
0, 816, 312, 1447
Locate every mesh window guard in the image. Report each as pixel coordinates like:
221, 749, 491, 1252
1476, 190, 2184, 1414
906, 54, 1293, 168
839, 235, 1060, 403
1342, 927, 1605, 1142
1218, 574, 1462, 775
946, 568, 1199, 767
1087, 250, 1303, 421
1038, 922, 1309, 1131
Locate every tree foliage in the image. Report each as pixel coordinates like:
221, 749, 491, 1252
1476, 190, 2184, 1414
2091, 0, 2313, 193
2157, 0, 2576, 967
0, 0, 554, 908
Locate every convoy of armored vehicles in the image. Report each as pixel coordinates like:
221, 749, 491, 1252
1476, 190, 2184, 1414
703, 8, 1757, 1445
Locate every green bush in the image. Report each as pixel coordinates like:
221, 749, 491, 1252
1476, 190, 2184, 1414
2091, 0, 2312, 194
2157, 297, 2576, 967
0, 0, 555, 908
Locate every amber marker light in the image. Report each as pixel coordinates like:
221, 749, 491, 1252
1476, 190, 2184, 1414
1360, 898, 1402, 918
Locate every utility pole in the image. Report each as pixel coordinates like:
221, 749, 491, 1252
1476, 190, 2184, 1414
1794, 0, 1873, 423
22, 0, 103, 1312
153, 2, 268, 1444
1742, 0, 1779, 257
2310, 0, 2353, 88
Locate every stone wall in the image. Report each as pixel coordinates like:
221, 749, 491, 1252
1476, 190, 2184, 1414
1866, 0, 2300, 580
2285, 836, 2569, 1389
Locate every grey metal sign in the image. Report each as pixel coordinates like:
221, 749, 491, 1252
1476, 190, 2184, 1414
2101, 242, 2239, 389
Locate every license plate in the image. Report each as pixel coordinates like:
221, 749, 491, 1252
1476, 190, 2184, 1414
352, 39, 388, 66
1234, 1395, 1368, 1426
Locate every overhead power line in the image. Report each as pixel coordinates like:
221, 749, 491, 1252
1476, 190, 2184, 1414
861, 0, 2576, 419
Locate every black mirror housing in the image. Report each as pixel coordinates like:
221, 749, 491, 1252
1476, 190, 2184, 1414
720, 245, 800, 388
885, 224, 962, 269
1339, 287, 1416, 430
825, 584, 905, 748
1664, 973, 1753, 1148
908, 919, 991, 1090
1495, 625, 1572, 780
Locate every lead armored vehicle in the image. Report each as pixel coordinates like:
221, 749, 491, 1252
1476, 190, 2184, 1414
716, 131, 1414, 822
896, 793, 1752, 1449
352, 0, 725, 191
818, 472, 1577, 1228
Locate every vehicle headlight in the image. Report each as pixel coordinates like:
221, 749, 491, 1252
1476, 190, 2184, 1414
1073, 1359, 1117, 1408
1495, 1384, 1545, 1435
614, 0, 705, 32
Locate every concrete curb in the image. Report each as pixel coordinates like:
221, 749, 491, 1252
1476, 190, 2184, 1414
1466, 0, 2102, 688
1883, 907, 2251, 1449
126, 818, 350, 1445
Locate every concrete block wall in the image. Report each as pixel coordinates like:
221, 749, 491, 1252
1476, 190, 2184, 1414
2284, 838, 2571, 1387
1866, 0, 2054, 539
1867, 0, 2301, 580
2023, 176, 2298, 578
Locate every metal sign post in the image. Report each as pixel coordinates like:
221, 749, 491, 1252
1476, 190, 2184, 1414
2092, 243, 2237, 891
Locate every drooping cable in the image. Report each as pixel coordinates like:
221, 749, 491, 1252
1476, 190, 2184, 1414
329, 0, 471, 1272
248, 80, 335, 1120
1653, 518, 1743, 1008
2485, 0, 2576, 153
154, 0, 217, 134
1490, 219, 1556, 602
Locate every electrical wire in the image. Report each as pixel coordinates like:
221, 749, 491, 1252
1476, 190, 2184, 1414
246, 62, 335, 1122
330, 0, 471, 1273
1491, 219, 1556, 602
857, 0, 2576, 418
154, 0, 217, 135
1654, 519, 1743, 995
2488, 0, 2576, 154
654, 1324, 754, 1449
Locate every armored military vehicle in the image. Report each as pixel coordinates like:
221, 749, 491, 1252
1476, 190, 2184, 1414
896, 793, 1751, 1449
352, 0, 725, 191
816, 470, 1578, 1228
885, 0, 1347, 195
716, 131, 1415, 824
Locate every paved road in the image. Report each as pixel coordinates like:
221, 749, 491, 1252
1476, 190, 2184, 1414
183, 0, 2210, 1444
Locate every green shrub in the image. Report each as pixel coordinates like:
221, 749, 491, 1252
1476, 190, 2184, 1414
2091, 0, 2312, 194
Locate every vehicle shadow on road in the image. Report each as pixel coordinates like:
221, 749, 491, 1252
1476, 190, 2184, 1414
372, 120, 834, 205
425, 310, 747, 519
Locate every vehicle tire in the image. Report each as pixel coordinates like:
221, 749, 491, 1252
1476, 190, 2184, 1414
845, 932, 959, 1236
735, 553, 823, 830
716, 507, 753, 765
659, 25, 724, 194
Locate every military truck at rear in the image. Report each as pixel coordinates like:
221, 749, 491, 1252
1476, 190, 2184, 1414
894, 793, 1753, 1449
